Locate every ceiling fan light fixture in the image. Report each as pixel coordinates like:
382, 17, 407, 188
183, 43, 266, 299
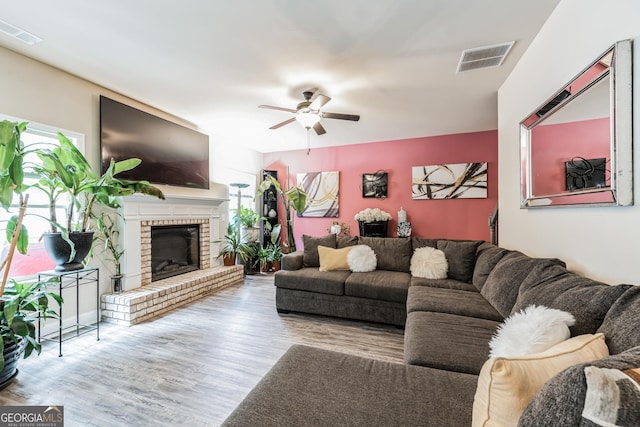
296, 111, 321, 128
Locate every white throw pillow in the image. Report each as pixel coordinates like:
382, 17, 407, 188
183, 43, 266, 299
410, 246, 448, 279
347, 245, 377, 272
489, 305, 576, 358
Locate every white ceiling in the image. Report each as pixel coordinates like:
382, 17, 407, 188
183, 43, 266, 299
0, 0, 560, 153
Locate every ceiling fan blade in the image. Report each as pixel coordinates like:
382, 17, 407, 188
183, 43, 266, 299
259, 105, 298, 113
309, 93, 331, 111
322, 112, 360, 121
313, 122, 326, 135
269, 117, 296, 129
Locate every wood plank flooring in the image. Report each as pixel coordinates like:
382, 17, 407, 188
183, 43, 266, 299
0, 274, 405, 426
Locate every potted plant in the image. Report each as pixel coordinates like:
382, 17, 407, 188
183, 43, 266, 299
232, 206, 260, 244
92, 211, 125, 292
256, 245, 271, 273
0, 120, 61, 387
237, 241, 259, 275
354, 208, 392, 237
256, 175, 307, 252
215, 225, 242, 266
33, 130, 165, 271
0, 278, 61, 388
267, 244, 283, 272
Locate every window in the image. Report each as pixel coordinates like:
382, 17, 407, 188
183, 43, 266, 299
0, 117, 84, 279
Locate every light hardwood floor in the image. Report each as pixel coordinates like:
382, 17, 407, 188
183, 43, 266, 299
0, 274, 405, 426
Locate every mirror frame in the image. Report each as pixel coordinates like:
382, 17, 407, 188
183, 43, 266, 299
520, 39, 633, 208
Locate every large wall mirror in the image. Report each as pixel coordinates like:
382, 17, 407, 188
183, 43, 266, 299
520, 39, 632, 208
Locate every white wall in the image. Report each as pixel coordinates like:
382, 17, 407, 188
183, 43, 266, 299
498, 0, 640, 284
0, 46, 263, 316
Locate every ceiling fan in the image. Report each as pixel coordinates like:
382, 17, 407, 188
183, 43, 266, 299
259, 89, 360, 135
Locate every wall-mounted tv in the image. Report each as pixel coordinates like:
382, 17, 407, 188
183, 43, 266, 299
100, 95, 210, 189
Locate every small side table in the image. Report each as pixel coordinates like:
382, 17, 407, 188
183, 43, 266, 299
37, 267, 100, 357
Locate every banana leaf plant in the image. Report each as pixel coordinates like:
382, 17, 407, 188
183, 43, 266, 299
256, 175, 307, 252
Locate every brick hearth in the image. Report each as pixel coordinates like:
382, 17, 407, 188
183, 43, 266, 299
101, 265, 243, 325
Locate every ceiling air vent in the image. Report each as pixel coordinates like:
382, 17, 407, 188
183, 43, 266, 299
456, 41, 514, 73
0, 19, 42, 45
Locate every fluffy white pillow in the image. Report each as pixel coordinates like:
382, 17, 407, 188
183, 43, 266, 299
347, 245, 377, 272
410, 247, 448, 279
489, 305, 576, 358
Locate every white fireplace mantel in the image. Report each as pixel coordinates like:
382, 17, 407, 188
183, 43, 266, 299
120, 186, 229, 290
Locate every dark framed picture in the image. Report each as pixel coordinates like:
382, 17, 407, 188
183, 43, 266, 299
362, 172, 388, 198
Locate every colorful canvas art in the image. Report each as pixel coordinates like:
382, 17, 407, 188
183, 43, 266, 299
412, 162, 487, 199
297, 171, 339, 217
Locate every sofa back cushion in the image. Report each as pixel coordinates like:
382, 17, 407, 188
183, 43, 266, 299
597, 285, 640, 354
436, 240, 482, 283
411, 237, 438, 251
336, 235, 358, 248
472, 243, 510, 291
358, 236, 412, 272
302, 234, 337, 267
481, 252, 565, 317
512, 262, 631, 337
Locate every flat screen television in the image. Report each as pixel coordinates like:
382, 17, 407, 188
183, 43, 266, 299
100, 95, 210, 189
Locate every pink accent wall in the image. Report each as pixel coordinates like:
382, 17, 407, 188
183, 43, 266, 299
263, 130, 498, 249
530, 117, 610, 195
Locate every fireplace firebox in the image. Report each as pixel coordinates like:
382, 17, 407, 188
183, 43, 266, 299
151, 224, 200, 281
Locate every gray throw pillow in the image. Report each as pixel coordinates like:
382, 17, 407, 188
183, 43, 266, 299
512, 262, 631, 336
472, 243, 509, 291
518, 346, 640, 427
411, 237, 438, 251
302, 234, 337, 267
436, 240, 481, 283
597, 285, 640, 354
336, 236, 358, 249
358, 236, 412, 272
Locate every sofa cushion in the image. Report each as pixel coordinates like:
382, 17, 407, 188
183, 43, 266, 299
274, 268, 349, 296
512, 262, 631, 336
411, 237, 438, 250
222, 344, 479, 427
473, 333, 608, 427
358, 236, 412, 272
410, 246, 448, 279
472, 243, 509, 291
345, 271, 410, 303
410, 276, 478, 292
405, 311, 499, 374
437, 240, 481, 283
518, 345, 640, 427
281, 251, 303, 270
481, 252, 565, 317
302, 234, 337, 267
336, 235, 358, 248
407, 286, 503, 321
317, 246, 352, 272
597, 285, 640, 354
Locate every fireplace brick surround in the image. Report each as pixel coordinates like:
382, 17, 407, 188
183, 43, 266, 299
99, 188, 242, 325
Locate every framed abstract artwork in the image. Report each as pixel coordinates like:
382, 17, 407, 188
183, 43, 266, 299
297, 171, 339, 217
412, 162, 487, 199
362, 172, 388, 198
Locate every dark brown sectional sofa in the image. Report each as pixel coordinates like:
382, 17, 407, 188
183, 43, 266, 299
223, 235, 640, 426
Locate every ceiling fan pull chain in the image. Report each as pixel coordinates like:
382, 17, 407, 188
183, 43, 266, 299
307, 128, 311, 155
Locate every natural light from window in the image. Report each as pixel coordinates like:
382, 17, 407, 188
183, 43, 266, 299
0, 118, 84, 279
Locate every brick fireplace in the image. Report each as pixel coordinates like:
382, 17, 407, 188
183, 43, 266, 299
100, 187, 244, 325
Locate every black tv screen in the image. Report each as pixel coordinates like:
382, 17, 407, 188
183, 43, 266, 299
100, 96, 210, 189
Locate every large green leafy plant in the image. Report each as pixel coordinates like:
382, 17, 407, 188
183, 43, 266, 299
256, 175, 306, 252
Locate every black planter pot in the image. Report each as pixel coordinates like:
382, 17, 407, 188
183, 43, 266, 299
43, 231, 95, 272
0, 336, 25, 390
358, 220, 388, 238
